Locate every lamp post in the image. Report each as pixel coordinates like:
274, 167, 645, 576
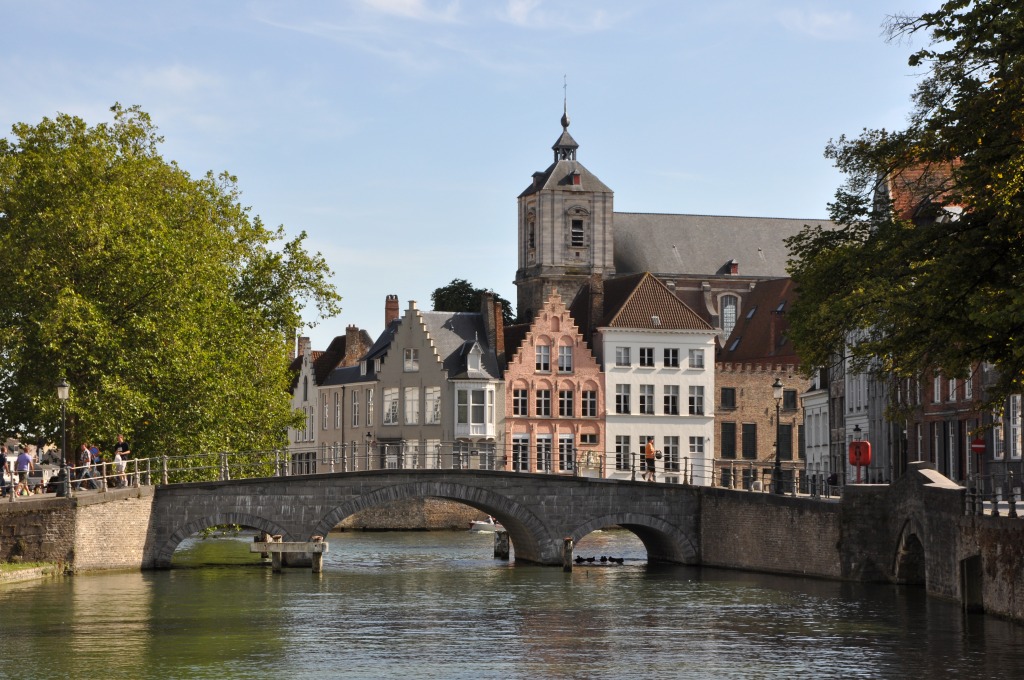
772, 377, 784, 494
853, 423, 862, 483
56, 378, 71, 498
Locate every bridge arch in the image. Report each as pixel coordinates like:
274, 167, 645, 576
311, 481, 557, 564
892, 517, 926, 585
154, 512, 294, 569
572, 513, 698, 564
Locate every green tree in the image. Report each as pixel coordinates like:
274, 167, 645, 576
787, 0, 1024, 409
431, 278, 515, 325
0, 104, 341, 467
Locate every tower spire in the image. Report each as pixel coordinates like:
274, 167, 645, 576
553, 75, 578, 161
561, 74, 570, 129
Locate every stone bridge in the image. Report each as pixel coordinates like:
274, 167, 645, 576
146, 470, 702, 568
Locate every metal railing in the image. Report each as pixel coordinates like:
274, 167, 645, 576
6, 444, 853, 499
965, 471, 1023, 518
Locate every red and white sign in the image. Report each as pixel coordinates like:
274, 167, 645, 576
971, 438, 986, 454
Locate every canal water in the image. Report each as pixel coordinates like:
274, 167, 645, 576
2, 529, 1024, 679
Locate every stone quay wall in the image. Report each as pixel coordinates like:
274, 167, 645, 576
699, 487, 842, 579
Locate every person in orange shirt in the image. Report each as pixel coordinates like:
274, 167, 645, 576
644, 437, 656, 482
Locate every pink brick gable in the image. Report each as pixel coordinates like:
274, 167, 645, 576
503, 290, 605, 474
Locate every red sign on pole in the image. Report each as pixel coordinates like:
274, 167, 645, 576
971, 438, 986, 454
848, 440, 872, 467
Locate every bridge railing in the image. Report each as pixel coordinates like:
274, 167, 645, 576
966, 471, 1023, 518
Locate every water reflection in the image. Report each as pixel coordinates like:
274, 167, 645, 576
1, 529, 1023, 679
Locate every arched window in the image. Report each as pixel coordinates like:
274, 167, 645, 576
721, 295, 738, 338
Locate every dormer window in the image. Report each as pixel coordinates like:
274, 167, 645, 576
468, 346, 481, 372
571, 170, 581, 186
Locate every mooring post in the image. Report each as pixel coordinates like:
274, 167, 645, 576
311, 535, 325, 573
494, 529, 509, 560
562, 537, 574, 572
271, 535, 283, 572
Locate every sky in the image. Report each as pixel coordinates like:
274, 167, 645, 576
2, 0, 938, 350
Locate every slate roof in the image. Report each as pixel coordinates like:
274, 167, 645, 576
612, 212, 834, 279
518, 159, 612, 198
321, 364, 365, 388
718, 278, 800, 364
419, 311, 502, 380
502, 322, 530, 359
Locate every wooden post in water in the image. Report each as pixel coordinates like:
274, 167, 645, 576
562, 537, 574, 572
494, 529, 509, 560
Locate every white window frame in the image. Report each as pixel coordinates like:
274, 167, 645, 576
383, 388, 399, 425
404, 348, 419, 372
689, 386, 705, 415
615, 346, 630, 367
689, 348, 705, 369
639, 384, 655, 415
536, 344, 551, 372
424, 386, 441, 424
558, 344, 573, 373
405, 387, 419, 425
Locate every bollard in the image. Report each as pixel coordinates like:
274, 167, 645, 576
494, 529, 509, 560
562, 537, 574, 572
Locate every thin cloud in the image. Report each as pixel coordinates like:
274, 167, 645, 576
777, 7, 858, 40
499, 0, 618, 32
356, 0, 461, 23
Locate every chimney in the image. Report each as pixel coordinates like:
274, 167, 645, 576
343, 324, 361, 367
385, 294, 400, 327
297, 336, 311, 358
480, 292, 505, 370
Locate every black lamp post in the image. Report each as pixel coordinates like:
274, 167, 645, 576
853, 423, 862, 483
56, 378, 71, 498
772, 377, 784, 494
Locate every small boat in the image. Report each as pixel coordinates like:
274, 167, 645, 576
468, 516, 503, 533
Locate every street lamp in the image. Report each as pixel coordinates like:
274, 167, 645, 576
56, 378, 71, 498
772, 377, 784, 495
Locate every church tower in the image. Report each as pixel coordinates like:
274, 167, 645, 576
514, 107, 615, 322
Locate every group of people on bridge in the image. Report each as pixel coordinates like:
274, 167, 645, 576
1, 434, 132, 498
73, 434, 132, 491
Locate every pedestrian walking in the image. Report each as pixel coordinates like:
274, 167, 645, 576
644, 437, 657, 482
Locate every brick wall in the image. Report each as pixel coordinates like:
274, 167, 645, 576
0, 488, 154, 572
715, 363, 809, 485
72, 488, 155, 571
0, 498, 76, 565
700, 487, 842, 578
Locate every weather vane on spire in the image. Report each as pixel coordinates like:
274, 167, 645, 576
561, 74, 570, 129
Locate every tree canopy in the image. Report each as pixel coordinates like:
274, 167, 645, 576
430, 278, 515, 325
0, 104, 341, 460
787, 0, 1024, 409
